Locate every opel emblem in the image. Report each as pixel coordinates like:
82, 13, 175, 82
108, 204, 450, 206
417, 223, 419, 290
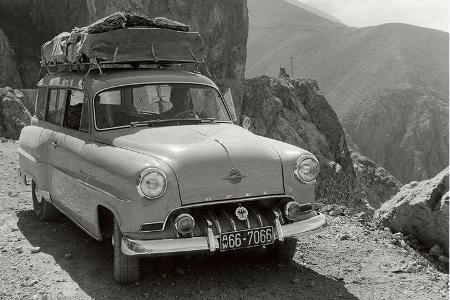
235, 206, 248, 221
223, 167, 246, 184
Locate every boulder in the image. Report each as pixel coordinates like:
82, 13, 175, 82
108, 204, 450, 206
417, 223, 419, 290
375, 168, 449, 255
351, 149, 402, 208
0, 87, 31, 139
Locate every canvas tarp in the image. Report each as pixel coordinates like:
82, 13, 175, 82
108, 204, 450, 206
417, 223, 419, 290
41, 13, 205, 66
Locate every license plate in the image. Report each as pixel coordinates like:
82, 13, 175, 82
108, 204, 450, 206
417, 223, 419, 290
219, 226, 274, 251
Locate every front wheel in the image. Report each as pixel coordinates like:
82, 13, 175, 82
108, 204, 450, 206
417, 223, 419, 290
113, 218, 140, 283
267, 237, 298, 262
32, 181, 59, 221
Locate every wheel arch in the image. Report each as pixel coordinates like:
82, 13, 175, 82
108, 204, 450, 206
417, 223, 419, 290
97, 204, 121, 241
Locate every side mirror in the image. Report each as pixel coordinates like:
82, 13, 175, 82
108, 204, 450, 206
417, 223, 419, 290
223, 88, 237, 123
242, 116, 251, 130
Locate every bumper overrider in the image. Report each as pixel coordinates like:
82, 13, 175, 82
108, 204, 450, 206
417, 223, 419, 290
122, 212, 326, 256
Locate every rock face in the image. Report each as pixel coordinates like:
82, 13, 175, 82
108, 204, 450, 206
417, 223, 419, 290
375, 168, 449, 255
0, 0, 248, 99
0, 29, 22, 88
242, 76, 358, 204
351, 149, 402, 209
343, 89, 449, 184
0, 88, 31, 139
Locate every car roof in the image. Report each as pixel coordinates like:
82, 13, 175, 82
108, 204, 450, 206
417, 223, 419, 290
37, 68, 219, 95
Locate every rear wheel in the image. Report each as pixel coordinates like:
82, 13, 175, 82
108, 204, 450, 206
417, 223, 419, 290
113, 217, 140, 283
32, 180, 59, 221
267, 237, 298, 262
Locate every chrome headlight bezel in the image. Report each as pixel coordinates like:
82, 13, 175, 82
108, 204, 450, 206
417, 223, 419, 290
293, 154, 320, 183
137, 168, 168, 199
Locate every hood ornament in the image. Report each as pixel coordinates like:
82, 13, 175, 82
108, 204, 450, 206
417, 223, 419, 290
223, 167, 246, 184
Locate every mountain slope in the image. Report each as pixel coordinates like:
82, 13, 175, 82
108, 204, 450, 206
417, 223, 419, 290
247, 0, 449, 183
283, 0, 345, 25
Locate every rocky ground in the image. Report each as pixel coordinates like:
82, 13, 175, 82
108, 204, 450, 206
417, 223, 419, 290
0, 140, 448, 300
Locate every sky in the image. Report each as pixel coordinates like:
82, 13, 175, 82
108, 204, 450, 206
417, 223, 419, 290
299, 0, 449, 32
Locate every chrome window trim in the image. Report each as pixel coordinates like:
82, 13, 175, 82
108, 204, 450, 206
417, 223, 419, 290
91, 81, 233, 132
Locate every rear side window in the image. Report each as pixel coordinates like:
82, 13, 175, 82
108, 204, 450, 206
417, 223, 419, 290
65, 90, 89, 132
46, 89, 66, 126
35, 87, 47, 120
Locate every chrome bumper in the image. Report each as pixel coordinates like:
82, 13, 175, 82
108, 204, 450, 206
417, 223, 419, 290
121, 213, 327, 256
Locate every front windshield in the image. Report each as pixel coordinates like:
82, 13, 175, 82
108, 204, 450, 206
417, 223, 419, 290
94, 83, 231, 129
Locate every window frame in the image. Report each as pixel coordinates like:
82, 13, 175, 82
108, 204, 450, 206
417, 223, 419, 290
34, 87, 48, 120
92, 82, 232, 132
64, 89, 89, 133
45, 87, 68, 126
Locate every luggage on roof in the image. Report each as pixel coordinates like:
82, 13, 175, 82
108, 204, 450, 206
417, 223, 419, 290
41, 12, 205, 67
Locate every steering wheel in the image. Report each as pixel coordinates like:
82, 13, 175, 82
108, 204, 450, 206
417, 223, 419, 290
172, 110, 199, 119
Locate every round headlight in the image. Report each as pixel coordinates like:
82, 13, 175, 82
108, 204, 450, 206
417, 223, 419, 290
294, 155, 319, 183
137, 169, 167, 199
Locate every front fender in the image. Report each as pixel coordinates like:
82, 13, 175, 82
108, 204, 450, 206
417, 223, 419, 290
260, 137, 316, 204
81, 142, 182, 233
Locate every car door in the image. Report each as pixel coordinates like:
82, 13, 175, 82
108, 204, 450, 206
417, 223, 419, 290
45, 88, 83, 222
56, 89, 99, 233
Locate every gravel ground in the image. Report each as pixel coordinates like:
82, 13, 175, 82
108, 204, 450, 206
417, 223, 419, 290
0, 140, 448, 299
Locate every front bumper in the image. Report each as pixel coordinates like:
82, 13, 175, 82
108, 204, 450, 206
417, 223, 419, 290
121, 213, 326, 256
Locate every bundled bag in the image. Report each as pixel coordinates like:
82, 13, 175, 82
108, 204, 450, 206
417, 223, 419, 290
41, 12, 204, 66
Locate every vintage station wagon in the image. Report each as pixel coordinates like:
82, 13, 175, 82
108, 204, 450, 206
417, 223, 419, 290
18, 67, 326, 283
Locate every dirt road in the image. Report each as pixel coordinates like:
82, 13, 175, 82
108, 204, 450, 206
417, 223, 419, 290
0, 140, 448, 299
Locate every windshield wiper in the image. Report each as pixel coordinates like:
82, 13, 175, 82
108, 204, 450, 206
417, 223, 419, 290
130, 118, 201, 127
130, 118, 226, 127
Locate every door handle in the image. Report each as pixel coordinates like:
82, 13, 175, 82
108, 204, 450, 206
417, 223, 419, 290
51, 140, 58, 147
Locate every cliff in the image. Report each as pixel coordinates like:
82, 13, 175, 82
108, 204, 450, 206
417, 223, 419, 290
0, 29, 22, 88
242, 77, 345, 203
0, 0, 248, 103
343, 89, 449, 183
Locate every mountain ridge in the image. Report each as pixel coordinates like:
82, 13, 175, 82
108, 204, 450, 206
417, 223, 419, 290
246, 0, 449, 183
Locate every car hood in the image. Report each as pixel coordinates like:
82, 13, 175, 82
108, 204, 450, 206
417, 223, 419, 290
96, 124, 284, 204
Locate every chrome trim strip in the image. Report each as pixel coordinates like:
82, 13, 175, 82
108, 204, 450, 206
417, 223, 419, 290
205, 211, 222, 234
245, 217, 251, 229
121, 213, 327, 256
249, 207, 264, 227
78, 179, 133, 203
222, 210, 237, 231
